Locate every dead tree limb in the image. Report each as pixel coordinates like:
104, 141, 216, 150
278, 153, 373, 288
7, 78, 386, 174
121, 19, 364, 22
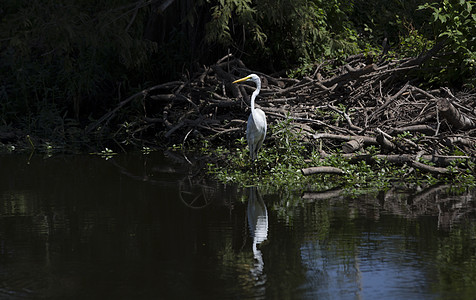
301, 166, 345, 176
86, 81, 183, 133
369, 82, 410, 121
322, 64, 378, 87
376, 131, 397, 151
317, 150, 471, 167
348, 154, 450, 174
438, 98, 476, 130
343, 138, 364, 153
312, 133, 378, 145
328, 105, 363, 131
391, 125, 436, 136
442, 136, 476, 148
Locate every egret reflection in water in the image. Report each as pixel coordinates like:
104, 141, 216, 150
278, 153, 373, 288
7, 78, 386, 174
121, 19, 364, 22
247, 186, 268, 279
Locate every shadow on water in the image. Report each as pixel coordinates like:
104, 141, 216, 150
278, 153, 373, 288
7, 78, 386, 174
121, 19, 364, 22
0, 152, 475, 299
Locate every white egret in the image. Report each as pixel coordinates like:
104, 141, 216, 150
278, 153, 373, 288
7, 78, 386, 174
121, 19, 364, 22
232, 74, 267, 161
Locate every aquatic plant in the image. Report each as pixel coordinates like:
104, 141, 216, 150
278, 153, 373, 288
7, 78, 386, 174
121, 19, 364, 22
202, 116, 475, 193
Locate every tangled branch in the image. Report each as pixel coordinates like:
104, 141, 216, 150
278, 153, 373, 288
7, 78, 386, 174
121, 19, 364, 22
93, 51, 476, 174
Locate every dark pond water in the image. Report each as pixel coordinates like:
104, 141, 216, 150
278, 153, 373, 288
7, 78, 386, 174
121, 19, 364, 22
0, 152, 476, 299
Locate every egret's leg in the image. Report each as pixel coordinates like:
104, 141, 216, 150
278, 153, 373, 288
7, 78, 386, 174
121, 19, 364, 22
249, 143, 255, 161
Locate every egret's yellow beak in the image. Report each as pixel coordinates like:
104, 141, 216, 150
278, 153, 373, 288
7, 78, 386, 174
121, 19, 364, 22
232, 76, 251, 84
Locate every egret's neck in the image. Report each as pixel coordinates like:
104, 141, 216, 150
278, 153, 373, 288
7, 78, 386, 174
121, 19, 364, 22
250, 81, 261, 112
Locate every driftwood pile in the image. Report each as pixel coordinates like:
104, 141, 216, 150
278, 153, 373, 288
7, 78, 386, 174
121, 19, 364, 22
92, 51, 476, 175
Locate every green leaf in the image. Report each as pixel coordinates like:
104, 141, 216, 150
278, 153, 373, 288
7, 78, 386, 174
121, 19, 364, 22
438, 14, 447, 23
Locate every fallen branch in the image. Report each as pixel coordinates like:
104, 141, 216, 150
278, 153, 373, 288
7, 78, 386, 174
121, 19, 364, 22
369, 82, 410, 122
316, 150, 470, 168
442, 136, 476, 148
93, 51, 476, 177
348, 154, 451, 174
322, 64, 378, 87
438, 98, 476, 130
391, 125, 436, 136
312, 133, 378, 145
343, 137, 364, 153
301, 166, 344, 176
87, 81, 182, 133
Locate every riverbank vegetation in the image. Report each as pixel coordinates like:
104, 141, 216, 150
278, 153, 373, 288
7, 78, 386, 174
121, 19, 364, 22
1, 0, 475, 189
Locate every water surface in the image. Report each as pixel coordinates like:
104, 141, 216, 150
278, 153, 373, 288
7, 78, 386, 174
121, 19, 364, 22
0, 152, 475, 299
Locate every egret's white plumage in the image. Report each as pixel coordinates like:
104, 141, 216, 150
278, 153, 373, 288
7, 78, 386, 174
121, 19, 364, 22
232, 74, 267, 161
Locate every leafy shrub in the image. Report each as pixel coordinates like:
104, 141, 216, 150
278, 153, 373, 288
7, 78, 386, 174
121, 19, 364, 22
203, 0, 359, 70
419, 0, 476, 86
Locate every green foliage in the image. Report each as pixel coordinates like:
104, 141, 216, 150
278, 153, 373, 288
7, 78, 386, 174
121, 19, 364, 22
199, 117, 476, 193
351, 0, 431, 46
447, 158, 476, 186
201, 0, 476, 86
206, 0, 264, 46
419, 0, 476, 86
90, 147, 117, 160
202, 119, 444, 192
203, 0, 359, 69
396, 18, 435, 57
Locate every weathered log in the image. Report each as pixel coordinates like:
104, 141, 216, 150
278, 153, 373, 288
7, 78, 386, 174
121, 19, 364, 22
313, 133, 378, 145
150, 94, 198, 109
343, 138, 364, 153
317, 150, 470, 167
410, 160, 449, 174
391, 125, 436, 136
348, 154, 450, 174
437, 98, 476, 130
372, 154, 469, 168
322, 64, 378, 87
376, 131, 396, 151
376, 128, 420, 151
303, 154, 449, 175
143, 117, 164, 124
270, 114, 354, 135
442, 136, 476, 148
301, 166, 344, 176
